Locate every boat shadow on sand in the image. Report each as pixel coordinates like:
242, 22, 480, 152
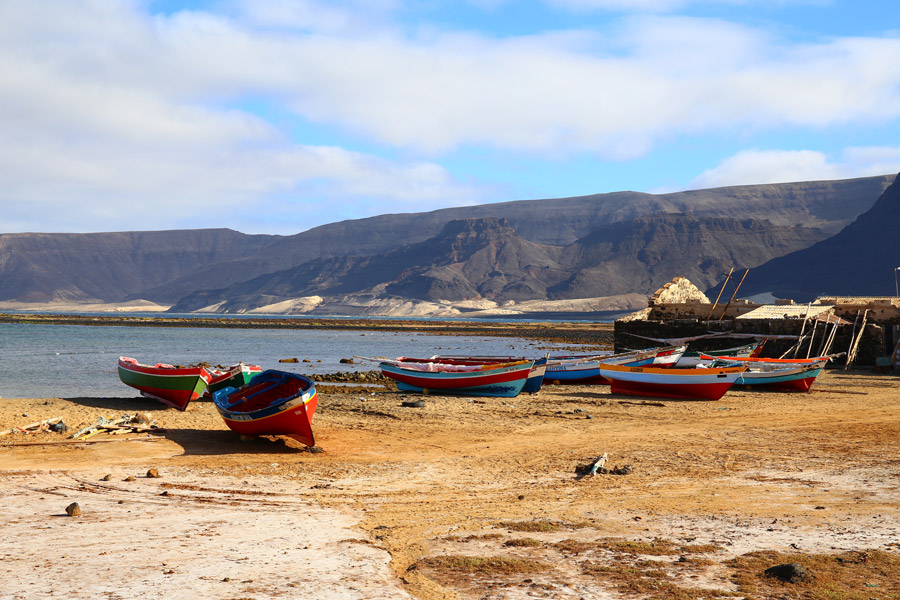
62, 396, 314, 455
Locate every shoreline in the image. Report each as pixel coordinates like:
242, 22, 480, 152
0, 311, 616, 347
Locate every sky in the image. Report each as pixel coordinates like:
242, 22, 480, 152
1, 0, 899, 235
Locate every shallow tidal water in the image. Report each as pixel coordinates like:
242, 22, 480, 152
1, 322, 575, 398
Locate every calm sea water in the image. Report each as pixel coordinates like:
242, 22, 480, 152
0, 322, 577, 398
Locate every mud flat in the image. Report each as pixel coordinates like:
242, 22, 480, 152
1, 367, 899, 599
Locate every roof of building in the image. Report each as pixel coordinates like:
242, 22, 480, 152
736, 304, 835, 320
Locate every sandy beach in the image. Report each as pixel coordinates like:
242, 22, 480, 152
1, 368, 899, 599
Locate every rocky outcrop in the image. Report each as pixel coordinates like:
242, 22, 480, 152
650, 277, 711, 305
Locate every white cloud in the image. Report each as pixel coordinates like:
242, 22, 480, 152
1, 0, 899, 233
687, 147, 900, 189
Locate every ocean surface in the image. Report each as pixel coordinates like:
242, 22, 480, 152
1, 321, 578, 399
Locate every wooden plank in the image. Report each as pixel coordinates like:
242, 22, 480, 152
2, 438, 162, 447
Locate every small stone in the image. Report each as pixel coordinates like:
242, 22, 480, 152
146, 468, 160, 478
160, 490, 169, 496
124, 476, 136, 482
279, 358, 300, 363
49, 421, 67, 433
22, 413, 29, 418
65, 502, 81, 517
101, 474, 112, 481
339, 358, 354, 364
518, 495, 525, 500
308, 446, 325, 453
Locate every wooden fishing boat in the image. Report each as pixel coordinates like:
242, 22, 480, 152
697, 353, 837, 365
380, 360, 534, 397
543, 346, 682, 385
722, 360, 827, 392
206, 362, 263, 396
415, 355, 548, 393
647, 344, 688, 367
212, 370, 318, 447
596, 363, 746, 401
676, 342, 762, 367
117, 356, 212, 410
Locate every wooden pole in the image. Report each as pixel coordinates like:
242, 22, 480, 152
706, 268, 733, 320
806, 319, 819, 359
717, 268, 750, 320
819, 312, 839, 356
845, 309, 869, 370
843, 310, 861, 366
791, 303, 813, 358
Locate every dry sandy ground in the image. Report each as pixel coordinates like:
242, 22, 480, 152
1, 368, 899, 600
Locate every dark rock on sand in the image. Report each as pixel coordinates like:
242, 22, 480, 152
764, 562, 811, 583
65, 502, 81, 517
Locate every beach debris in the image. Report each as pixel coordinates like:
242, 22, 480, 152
401, 400, 426, 408
69, 413, 162, 440
764, 562, 811, 583
0, 416, 64, 437
147, 468, 160, 478
576, 454, 633, 478
588, 453, 608, 476
65, 502, 82, 517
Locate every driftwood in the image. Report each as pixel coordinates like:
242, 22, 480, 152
70, 413, 159, 440
0, 417, 63, 437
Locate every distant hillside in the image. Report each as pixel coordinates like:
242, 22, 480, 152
116, 175, 889, 304
0, 174, 894, 311
171, 215, 826, 312
735, 173, 900, 301
0, 229, 277, 303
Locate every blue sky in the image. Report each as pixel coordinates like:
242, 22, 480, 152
1, 0, 899, 235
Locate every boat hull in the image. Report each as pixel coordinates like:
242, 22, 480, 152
597, 364, 745, 401
213, 370, 317, 447
422, 356, 547, 393
733, 364, 825, 392
117, 357, 211, 410
207, 363, 263, 396
380, 361, 532, 397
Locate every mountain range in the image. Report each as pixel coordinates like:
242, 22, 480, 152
0, 174, 895, 314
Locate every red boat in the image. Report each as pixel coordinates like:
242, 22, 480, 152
212, 370, 318, 447
596, 363, 746, 401
117, 357, 212, 410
